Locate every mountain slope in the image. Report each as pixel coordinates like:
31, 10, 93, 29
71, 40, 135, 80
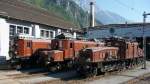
23, 0, 128, 28
23, 0, 91, 28
96, 10, 128, 24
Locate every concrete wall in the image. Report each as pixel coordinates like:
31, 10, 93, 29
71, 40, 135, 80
33, 25, 40, 38
0, 18, 10, 61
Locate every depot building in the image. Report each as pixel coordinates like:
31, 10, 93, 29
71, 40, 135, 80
0, 0, 82, 63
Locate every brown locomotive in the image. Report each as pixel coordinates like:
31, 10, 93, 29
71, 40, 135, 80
77, 38, 144, 77
9, 37, 51, 68
10, 36, 143, 75
10, 36, 105, 70
37, 39, 105, 71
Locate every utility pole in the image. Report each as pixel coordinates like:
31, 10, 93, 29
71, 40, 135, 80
142, 11, 150, 69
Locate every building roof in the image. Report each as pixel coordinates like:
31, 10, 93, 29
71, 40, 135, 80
0, 0, 78, 29
86, 23, 150, 31
95, 23, 150, 29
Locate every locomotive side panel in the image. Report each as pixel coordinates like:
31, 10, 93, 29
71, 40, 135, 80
92, 50, 103, 62
17, 39, 32, 57
91, 48, 118, 62
73, 41, 85, 52
63, 48, 73, 59
81, 47, 118, 63
126, 43, 133, 59
15, 39, 51, 58
62, 40, 74, 59
32, 40, 51, 54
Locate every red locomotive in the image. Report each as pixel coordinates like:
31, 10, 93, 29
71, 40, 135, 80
10, 35, 143, 75
37, 39, 105, 71
77, 38, 144, 77
10, 35, 105, 70
9, 37, 51, 68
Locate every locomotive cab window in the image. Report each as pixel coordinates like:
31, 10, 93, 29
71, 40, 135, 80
126, 44, 128, 49
70, 43, 73, 48
85, 45, 88, 48
27, 41, 32, 48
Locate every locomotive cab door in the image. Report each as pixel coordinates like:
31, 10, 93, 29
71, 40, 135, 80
25, 40, 32, 57
62, 40, 73, 60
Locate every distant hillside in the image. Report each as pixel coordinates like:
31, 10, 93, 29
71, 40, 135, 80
96, 10, 128, 24
23, 0, 92, 28
23, 0, 128, 28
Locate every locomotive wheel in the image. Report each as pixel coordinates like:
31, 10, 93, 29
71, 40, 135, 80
49, 66, 57, 72
92, 67, 98, 76
48, 64, 62, 72
87, 67, 98, 77
16, 64, 22, 70
67, 61, 74, 70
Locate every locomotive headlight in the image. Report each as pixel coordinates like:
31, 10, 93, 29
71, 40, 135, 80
14, 51, 18, 55
46, 61, 50, 65
87, 58, 91, 62
86, 65, 90, 69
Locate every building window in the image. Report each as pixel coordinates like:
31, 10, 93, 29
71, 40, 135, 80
40, 29, 54, 38
46, 31, 49, 38
9, 25, 16, 36
17, 26, 23, 34
40, 30, 44, 37
24, 27, 29, 34
9, 24, 31, 36
50, 31, 53, 38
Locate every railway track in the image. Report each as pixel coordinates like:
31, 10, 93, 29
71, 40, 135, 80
0, 64, 148, 84
37, 65, 144, 84
37, 69, 129, 84
0, 68, 48, 80
123, 73, 150, 84
0, 68, 78, 84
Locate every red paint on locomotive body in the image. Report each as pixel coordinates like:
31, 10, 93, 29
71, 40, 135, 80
105, 38, 143, 59
81, 47, 119, 63
45, 39, 105, 62
14, 38, 51, 58
11, 37, 105, 69
77, 38, 144, 77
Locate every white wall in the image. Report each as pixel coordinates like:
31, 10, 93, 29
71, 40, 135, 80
33, 25, 40, 38
73, 32, 77, 39
57, 29, 61, 35
53, 31, 56, 38
0, 18, 10, 60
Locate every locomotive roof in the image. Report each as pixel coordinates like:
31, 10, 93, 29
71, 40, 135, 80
19, 38, 51, 43
52, 39, 105, 44
73, 40, 104, 44
86, 47, 118, 52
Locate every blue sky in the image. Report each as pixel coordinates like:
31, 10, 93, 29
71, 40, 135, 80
96, 0, 150, 23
